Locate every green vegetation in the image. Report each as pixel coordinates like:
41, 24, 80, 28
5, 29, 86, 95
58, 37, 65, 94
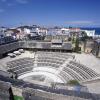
74, 36, 81, 53
71, 34, 81, 53
68, 37, 71, 41
81, 31, 88, 52
72, 36, 75, 44
14, 95, 24, 100
75, 37, 79, 52
67, 80, 80, 85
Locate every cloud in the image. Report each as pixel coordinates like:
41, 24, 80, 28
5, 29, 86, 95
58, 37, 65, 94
16, 0, 28, 4
66, 21, 94, 25
0, 9, 4, 13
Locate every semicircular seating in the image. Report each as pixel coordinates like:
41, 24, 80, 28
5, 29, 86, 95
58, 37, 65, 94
34, 51, 74, 69
60, 61, 99, 82
7, 58, 34, 76
6, 51, 99, 83
69, 61, 99, 78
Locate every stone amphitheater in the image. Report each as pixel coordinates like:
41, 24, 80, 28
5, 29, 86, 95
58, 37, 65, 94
0, 50, 100, 94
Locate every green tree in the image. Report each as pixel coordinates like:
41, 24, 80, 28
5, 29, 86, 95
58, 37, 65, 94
75, 36, 79, 52
72, 36, 75, 44
67, 80, 80, 85
81, 31, 88, 52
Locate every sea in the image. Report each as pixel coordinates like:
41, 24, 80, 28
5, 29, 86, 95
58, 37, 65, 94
80, 27, 100, 35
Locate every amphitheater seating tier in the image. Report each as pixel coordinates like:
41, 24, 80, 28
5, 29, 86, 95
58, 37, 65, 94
6, 51, 99, 83
69, 61, 99, 78
34, 51, 74, 69
7, 58, 34, 76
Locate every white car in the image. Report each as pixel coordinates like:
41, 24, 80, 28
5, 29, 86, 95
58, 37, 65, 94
8, 53, 16, 58
18, 49, 25, 53
13, 51, 21, 55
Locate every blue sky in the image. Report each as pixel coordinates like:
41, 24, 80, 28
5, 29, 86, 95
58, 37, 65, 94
0, 0, 100, 27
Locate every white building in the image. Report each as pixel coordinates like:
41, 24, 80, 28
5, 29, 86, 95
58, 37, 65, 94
29, 27, 47, 36
61, 28, 81, 37
47, 28, 62, 35
61, 28, 96, 38
61, 28, 70, 36
83, 30, 95, 37
38, 28, 48, 36
24, 28, 30, 35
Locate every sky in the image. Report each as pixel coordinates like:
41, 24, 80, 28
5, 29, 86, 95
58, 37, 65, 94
0, 0, 100, 27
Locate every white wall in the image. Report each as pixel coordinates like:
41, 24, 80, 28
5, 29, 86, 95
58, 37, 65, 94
84, 30, 95, 37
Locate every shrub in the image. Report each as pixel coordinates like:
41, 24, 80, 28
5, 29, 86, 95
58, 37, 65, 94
67, 80, 80, 85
